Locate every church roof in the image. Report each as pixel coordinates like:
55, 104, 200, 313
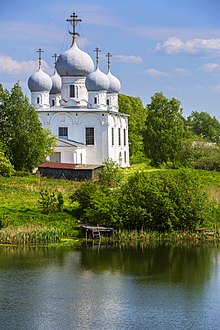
50, 70, 61, 94
28, 68, 52, 92
55, 42, 94, 77
107, 70, 121, 93
85, 67, 109, 92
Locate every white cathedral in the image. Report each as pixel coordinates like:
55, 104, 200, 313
27, 13, 129, 168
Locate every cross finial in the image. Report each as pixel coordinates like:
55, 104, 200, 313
94, 47, 101, 69
37, 48, 44, 69
106, 52, 112, 71
66, 13, 82, 45
52, 53, 58, 67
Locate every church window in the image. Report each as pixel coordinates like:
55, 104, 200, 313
124, 151, 126, 163
112, 128, 114, 145
124, 128, 126, 146
58, 127, 68, 139
86, 127, 94, 145
70, 85, 75, 98
107, 99, 110, 106
37, 97, 40, 104
94, 97, 97, 104
52, 99, 55, 106
118, 128, 121, 146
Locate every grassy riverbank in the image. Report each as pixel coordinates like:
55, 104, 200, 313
1, 167, 220, 244
0, 174, 81, 239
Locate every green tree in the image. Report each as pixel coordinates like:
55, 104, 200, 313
98, 159, 122, 188
118, 170, 209, 231
186, 111, 220, 143
144, 92, 185, 167
119, 94, 147, 163
177, 137, 220, 170
0, 82, 56, 171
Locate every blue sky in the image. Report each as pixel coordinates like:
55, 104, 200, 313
1, 0, 220, 118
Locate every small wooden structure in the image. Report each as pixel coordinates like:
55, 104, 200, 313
37, 162, 102, 180
80, 224, 114, 239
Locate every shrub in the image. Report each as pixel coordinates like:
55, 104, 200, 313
0, 151, 15, 177
97, 159, 123, 187
118, 170, 210, 231
39, 189, 64, 214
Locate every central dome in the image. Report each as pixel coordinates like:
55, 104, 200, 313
56, 42, 94, 77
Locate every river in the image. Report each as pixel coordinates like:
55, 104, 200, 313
0, 242, 219, 330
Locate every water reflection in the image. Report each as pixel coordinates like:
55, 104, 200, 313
0, 243, 219, 330
80, 242, 215, 286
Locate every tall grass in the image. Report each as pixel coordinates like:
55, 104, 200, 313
116, 229, 219, 244
0, 225, 61, 245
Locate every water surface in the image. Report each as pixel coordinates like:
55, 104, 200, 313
0, 242, 219, 330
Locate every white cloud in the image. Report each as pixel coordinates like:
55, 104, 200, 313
174, 67, 192, 76
211, 84, 220, 93
146, 68, 171, 77
156, 36, 220, 54
114, 55, 143, 64
200, 63, 220, 72
0, 55, 52, 75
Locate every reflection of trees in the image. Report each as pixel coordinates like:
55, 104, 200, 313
0, 245, 72, 269
80, 242, 216, 286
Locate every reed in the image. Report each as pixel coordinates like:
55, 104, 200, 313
0, 224, 61, 245
116, 229, 219, 243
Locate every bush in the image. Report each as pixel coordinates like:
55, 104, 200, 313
39, 189, 64, 214
97, 158, 123, 187
118, 170, 210, 231
0, 151, 15, 177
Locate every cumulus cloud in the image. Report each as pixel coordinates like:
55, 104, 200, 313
200, 63, 220, 72
0, 55, 52, 75
145, 68, 171, 77
174, 67, 192, 76
114, 55, 143, 64
156, 36, 220, 54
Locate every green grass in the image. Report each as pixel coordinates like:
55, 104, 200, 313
0, 174, 81, 237
1, 166, 220, 244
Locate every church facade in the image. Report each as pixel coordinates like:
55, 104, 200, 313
28, 13, 129, 168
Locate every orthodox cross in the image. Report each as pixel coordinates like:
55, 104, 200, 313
106, 52, 112, 71
94, 47, 101, 69
66, 13, 82, 44
37, 48, 43, 68
52, 53, 58, 67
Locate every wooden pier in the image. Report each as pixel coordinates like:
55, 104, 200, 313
80, 224, 114, 239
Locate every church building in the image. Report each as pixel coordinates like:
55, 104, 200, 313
28, 13, 129, 168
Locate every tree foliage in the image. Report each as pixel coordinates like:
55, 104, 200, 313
144, 92, 185, 167
186, 111, 220, 143
176, 137, 220, 170
72, 170, 210, 232
0, 82, 56, 171
119, 94, 147, 163
97, 159, 122, 187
